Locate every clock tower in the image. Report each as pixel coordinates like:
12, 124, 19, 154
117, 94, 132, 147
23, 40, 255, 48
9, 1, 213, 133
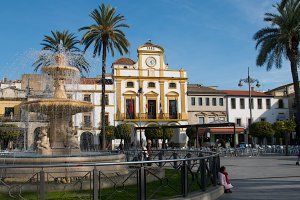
137, 42, 167, 71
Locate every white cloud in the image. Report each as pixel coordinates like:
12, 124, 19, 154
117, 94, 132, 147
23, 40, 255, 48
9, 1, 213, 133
225, 0, 277, 25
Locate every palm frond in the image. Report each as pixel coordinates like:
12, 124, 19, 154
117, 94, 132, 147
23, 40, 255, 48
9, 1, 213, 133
33, 30, 90, 74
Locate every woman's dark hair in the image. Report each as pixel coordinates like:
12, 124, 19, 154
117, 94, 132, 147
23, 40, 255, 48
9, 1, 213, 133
220, 166, 226, 172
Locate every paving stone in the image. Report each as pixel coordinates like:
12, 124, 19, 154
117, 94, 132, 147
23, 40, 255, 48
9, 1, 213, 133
217, 156, 300, 200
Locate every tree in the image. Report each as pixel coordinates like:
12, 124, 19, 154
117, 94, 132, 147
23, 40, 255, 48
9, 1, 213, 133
115, 124, 132, 149
80, 4, 130, 149
249, 121, 274, 144
273, 120, 296, 155
33, 30, 90, 74
145, 125, 174, 149
145, 125, 162, 148
145, 125, 162, 140
273, 121, 285, 144
0, 124, 20, 150
105, 125, 116, 149
164, 128, 174, 140
253, 0, 300, 142
186, 127, 197, 148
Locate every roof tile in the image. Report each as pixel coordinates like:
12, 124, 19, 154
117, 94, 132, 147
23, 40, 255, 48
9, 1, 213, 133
113, 57, 135, 65
222, 90, 273, 97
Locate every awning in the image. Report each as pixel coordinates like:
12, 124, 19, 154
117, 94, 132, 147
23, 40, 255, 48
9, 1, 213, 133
198, 127, 244, 135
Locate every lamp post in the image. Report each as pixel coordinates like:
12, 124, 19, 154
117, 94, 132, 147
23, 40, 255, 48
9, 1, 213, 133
238, 67, 260, 144
137, 87, 143, 148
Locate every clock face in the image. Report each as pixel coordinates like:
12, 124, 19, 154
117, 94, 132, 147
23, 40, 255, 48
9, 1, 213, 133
146, 57, 156, 67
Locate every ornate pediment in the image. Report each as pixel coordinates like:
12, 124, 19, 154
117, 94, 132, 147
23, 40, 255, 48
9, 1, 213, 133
123, 90, 137, 96
166, 91, 179, 97
145, 91, 159, 97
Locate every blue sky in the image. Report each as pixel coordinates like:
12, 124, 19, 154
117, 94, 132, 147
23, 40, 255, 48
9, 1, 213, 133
0, 0, 292, 91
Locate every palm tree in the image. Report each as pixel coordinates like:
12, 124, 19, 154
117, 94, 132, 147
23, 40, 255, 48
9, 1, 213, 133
253, 0, 300, 142
33, 30, 90, 74
79, 4, 130, 150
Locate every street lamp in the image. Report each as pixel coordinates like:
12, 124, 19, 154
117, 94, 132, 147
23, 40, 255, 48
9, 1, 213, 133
238, 67, 260, 144
137, 87, 143, 148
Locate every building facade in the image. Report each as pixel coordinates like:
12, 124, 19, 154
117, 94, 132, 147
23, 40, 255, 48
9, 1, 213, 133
66, 76, 115, 149
224, 90, 289, 144
187, 84, 227, 124
266, 83, 296, 119
224, 90, 289, 125
113, 42, 188, 146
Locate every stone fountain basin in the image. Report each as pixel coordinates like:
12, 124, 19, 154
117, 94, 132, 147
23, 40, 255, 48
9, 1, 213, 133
21, 99, 94, 115
42, 65, 80, 77
0, 153, 127, 182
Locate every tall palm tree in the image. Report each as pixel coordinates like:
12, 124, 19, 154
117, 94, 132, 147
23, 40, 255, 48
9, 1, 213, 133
33, 30, 90, 74
253, 0, 300, 142
79, 4, 130, 149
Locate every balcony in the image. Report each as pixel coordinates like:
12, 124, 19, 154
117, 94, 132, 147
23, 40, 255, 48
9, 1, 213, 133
115, 113, 187, 122
0, 114, 21, 122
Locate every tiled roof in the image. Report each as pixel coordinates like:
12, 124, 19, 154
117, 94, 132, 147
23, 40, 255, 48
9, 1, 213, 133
80, 78, 100, 84
113, 57, 135, 65
222, 90, 273, 97
266, 82, 294, 93
80, 78, 113, 85
187, 84, 226, 95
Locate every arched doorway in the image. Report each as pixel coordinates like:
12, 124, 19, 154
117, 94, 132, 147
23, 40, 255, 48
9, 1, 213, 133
80, 132, 94, 151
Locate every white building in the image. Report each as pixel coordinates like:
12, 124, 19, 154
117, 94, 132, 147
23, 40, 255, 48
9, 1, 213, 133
66, 76, 115, 149
224, 90, 289, 143
112, 42, 188, 146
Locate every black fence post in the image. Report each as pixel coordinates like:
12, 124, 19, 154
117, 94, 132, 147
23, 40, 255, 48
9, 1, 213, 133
39, 169, 45, 200
138, 166, 146, 200
162, 128, 166, 149
200, 159, 206, 191
159, 151, 163, 167
93, 168, 99, 200
181, 161, 188, 197
173, 153, 178, 169
186, 153, 192, 167
212, 156, 217, 186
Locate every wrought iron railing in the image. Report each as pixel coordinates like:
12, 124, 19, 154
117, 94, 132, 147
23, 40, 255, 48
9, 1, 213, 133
0, 149, 220, 200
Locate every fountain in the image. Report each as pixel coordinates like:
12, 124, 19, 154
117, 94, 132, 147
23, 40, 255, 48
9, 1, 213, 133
22, 52, 94, 155
0, 43, 125, 182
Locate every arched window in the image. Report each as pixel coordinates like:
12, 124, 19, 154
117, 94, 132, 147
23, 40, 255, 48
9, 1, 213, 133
148, 82, 155, 88
169, 83, 176, 88
126, 82, 134, 88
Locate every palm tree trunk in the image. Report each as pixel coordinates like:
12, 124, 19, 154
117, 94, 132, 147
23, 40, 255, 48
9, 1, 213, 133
101, 42, 107, 150
288, 52, 300, 144
285, 132, 289, 156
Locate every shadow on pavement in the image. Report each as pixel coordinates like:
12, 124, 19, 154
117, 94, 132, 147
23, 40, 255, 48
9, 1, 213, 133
217, 178, 300, 200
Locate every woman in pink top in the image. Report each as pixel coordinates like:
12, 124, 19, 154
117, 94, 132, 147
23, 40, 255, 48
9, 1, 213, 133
218, 166, 233, 193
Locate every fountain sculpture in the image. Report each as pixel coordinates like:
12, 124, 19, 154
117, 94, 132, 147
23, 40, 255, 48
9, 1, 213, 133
22, 53, 94, 155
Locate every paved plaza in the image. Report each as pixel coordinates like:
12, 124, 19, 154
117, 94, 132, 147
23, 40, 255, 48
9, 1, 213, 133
217, 156, 300, 200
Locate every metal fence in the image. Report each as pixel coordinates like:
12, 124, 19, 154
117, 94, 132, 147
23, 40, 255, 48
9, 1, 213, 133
216, 145, 300, 157
0, 149, 220, 200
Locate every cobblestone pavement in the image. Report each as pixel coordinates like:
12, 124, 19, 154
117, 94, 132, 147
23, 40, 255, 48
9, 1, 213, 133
217, 156, 300, 200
